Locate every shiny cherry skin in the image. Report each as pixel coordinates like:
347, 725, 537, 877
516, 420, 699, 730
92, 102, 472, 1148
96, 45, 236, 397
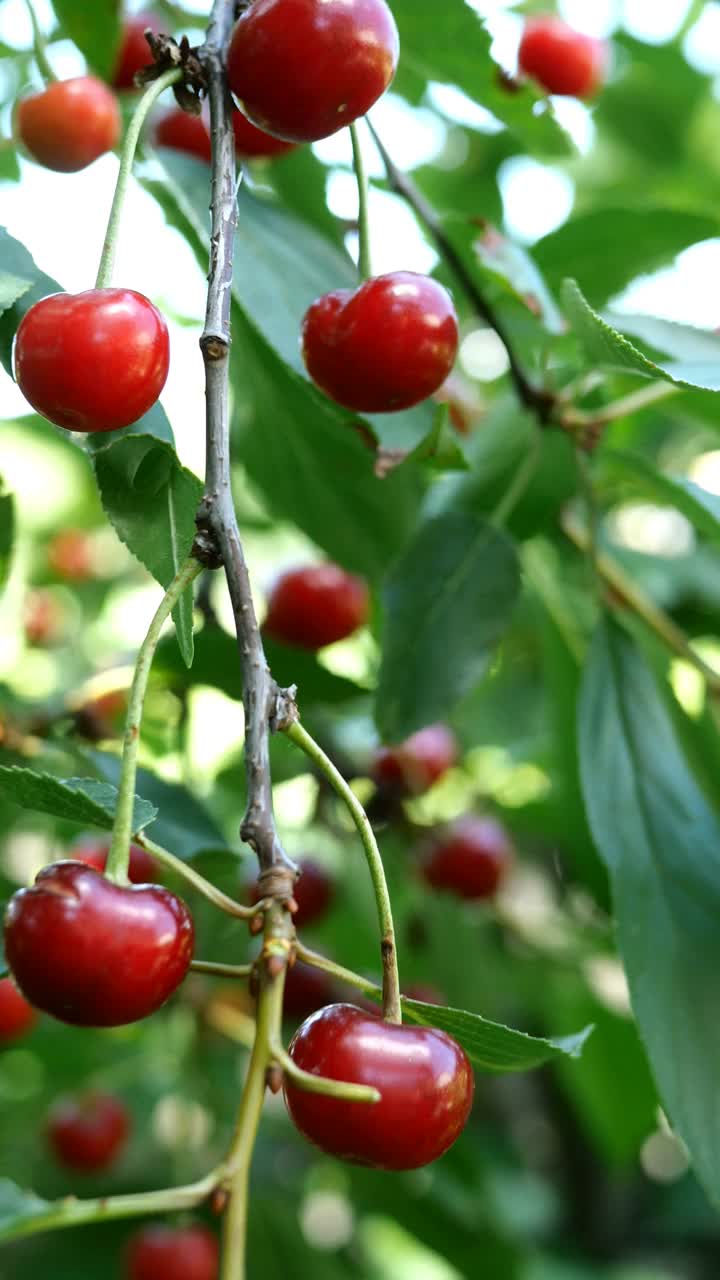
250, 858, 333, 928
232, 110, 296, 159
227, 0, 399, 144
14, 288, 170, 433
264, 564, 369, 650
283, 963, 336, 1020
302, 273, 459, 414
47, 529, 94, 582
285, 1003, 474, 1169
422, 816, 513, 901
126, 1225, 219, 1280
3, 862, 194, 1026
112, 13, 160, 90
0, 977, 35, 1042
154, 109, 212, 163
518, 17, 607, 98
17, 77, 121, 172
373, 724, 458, 796
68, 836, 158, 885
47, 1091, 130, 1172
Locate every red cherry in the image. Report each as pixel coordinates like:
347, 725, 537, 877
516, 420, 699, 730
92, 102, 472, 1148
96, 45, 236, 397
3, 861, 194, 1026
232, 111, 296, 159
0, 977, 35, 1042
126, 1225, 219, 1280
250, 858, 333, 928
47, 1091, 130, 1172
422, 816, 513, 901
47, 529, 94, 582
283, 962, 336, 1019
68, 836, 158, 885
284, 1003, 473, 1169
372, 724, 458, 796
17, 77, 121, 172
112, 14, 160, 90
518, 17, 607, 99
227, 0, 399, 144
264, 564, 369, 650
153, 109, 212, 163
14, 288, 170, 433
302, 273, 459, 414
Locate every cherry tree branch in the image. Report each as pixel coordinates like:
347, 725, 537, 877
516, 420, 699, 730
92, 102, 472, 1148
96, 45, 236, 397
196, 0, 296, 884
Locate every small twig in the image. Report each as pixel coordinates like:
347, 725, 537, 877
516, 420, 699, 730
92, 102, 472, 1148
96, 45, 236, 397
196, 0, 296, 887
285, 720, 401, 1024
366, 117, 554, 423
350, 121, 372, 279
137, 832, 258, 919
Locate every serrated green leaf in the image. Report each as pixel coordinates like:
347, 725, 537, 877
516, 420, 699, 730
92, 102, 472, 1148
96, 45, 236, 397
50, 0, 121, 80
0, 767, 157, 833
605, 450, 720, 545
473, 225, 565, 334
0, 228, 60, 377
93, 435, 202, 666
0, 274, 32, 316
90, 754, 224, 859
579, 617, 720, 1205
376, 512, 521, 739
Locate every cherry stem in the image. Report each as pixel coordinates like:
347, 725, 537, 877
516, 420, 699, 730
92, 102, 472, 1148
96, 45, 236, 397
270, 1039, 381, 1103
562, 508, 720, 694
137, 831, 258, 919
23, 0, 57, 84
350, 121, 372, 280
191, 959, 254, 977
284, 720, 402, 1024
95, 66, 182, 290
105, 557, 202, 883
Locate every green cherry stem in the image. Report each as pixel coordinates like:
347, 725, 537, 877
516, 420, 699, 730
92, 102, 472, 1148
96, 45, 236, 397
137, 831, 258, 920
191, 960, 254, 978
95, 67, 182, 290
350, 120, 372, 280
295, 942, 382, 998
270, 1039, 380, 1103
24, 0, 57, 84
105, 557, 202, 883
284, 719, 401, 1024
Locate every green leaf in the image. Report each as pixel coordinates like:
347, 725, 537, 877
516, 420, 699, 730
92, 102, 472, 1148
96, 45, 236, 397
605, 450, 720, 546
91, 755, 225, 859
93, 435, 202, 666
562, 279, 720, 392
403, 403, 470, 472
0, 229, 60, 377
473, 224, 565, 335
376, 512, 521, 739
402, 997, 592, 1073
535, 210, 720, 307
0, 1180, 51, 1238
0, 767, 157, 833
579, 617, 720, 1205
0, 274, 32, 316
0, 482, 14, 593
50, 0, 121, 80
606, 311, 720, 365
388, 0, 572, 157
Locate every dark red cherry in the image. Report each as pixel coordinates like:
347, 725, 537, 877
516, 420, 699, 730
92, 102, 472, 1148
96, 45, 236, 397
125, 1224, 219, 1280
232, 111, 296, 159
68, 836, 158, 884
227, 0, 399, 144
14, 288, 170, 433
17, 77, 121, 172
154, 109, 212, 163
302, 273, 459, 414
518, 17, 607, 98
47, 1091, 130, 1171
0, 977, 35, 1042
283, 962, 336, 1019
3, 861, 194, 1026
284, 1003, 473, 1169
422, 816, 513, 901
264, 563, 369, 650
112, 13, 160, 90
372, 724, 458, 796
250, 858, 333, 928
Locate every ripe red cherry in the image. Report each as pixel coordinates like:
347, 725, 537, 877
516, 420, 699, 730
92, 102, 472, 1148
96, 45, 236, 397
250, 858, 333, 928
302, 273, 459, 414
422, 816, 513, 901
285, 1003, 473, 1169
47, 529, 94, 582
154, 109, 212, 163
3, 862, 194, 1026
17, 77, 121, 172
518, 17, 607, 98
126, 1224, 219, 1280
264, 564, 369, 650
47, 1091, 130, 1172
0, 977, 35, 1042
233, 110, 296, 159
372, 724, 458, 796
283, 962, 336, 1019
227, 0, 399, 144
68, 836, 158, 885
14, 288, 170, 433
112, 13, 160, 90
